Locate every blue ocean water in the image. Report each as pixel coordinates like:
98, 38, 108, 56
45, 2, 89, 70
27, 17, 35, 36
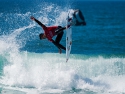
0, 0, 125, 94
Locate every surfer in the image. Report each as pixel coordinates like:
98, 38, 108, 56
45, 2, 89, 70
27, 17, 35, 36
30, 16, 68, 54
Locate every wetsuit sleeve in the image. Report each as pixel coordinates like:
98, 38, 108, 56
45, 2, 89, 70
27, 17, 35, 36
34, 18, 47, 29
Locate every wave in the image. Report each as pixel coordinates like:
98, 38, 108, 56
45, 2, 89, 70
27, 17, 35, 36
0, 25, 125, 92
0, 21, 125, 94
0, 50, 125, 93
0, 1, 125, 94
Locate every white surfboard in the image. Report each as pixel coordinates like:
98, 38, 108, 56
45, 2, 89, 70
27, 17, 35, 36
66, 14, 72, 62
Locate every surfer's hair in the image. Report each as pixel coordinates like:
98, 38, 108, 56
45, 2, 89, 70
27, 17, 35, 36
39, 33, 44, 40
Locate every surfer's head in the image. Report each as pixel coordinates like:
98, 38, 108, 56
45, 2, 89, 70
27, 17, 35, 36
39, 33, 46, 40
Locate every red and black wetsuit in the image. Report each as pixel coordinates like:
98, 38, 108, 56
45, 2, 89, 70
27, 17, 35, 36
34, 18, 66, 51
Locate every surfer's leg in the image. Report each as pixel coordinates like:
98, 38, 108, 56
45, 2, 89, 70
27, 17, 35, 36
52, 41, 66, 51
55, 31, 63, 43
55, 26, 66, 35
58, 43, 66, 50
52, 41, 65, 52
53, 31, 66, 51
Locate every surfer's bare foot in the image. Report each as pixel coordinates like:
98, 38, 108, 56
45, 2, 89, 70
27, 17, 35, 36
59, 49, 62, 54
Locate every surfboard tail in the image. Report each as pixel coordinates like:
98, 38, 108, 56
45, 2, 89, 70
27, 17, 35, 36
69, 9, 86, 26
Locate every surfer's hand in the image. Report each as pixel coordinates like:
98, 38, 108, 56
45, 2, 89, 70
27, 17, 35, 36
30, 16, 35, 20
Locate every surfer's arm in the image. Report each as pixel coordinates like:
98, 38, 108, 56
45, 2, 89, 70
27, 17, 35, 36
30, 16, 47, 29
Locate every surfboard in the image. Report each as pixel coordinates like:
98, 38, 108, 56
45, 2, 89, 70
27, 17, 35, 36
66, 14, 72, 62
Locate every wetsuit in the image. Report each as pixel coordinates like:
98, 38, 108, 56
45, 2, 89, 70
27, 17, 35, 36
34, 18, 66, 51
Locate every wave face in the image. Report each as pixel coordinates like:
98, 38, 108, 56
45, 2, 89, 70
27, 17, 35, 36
0, 0, 125, 94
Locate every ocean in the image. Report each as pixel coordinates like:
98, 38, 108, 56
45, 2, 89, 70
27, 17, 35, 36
0, 0, 125, 94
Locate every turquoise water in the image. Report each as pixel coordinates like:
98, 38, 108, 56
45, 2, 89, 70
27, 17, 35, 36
0, 0, 125, 94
